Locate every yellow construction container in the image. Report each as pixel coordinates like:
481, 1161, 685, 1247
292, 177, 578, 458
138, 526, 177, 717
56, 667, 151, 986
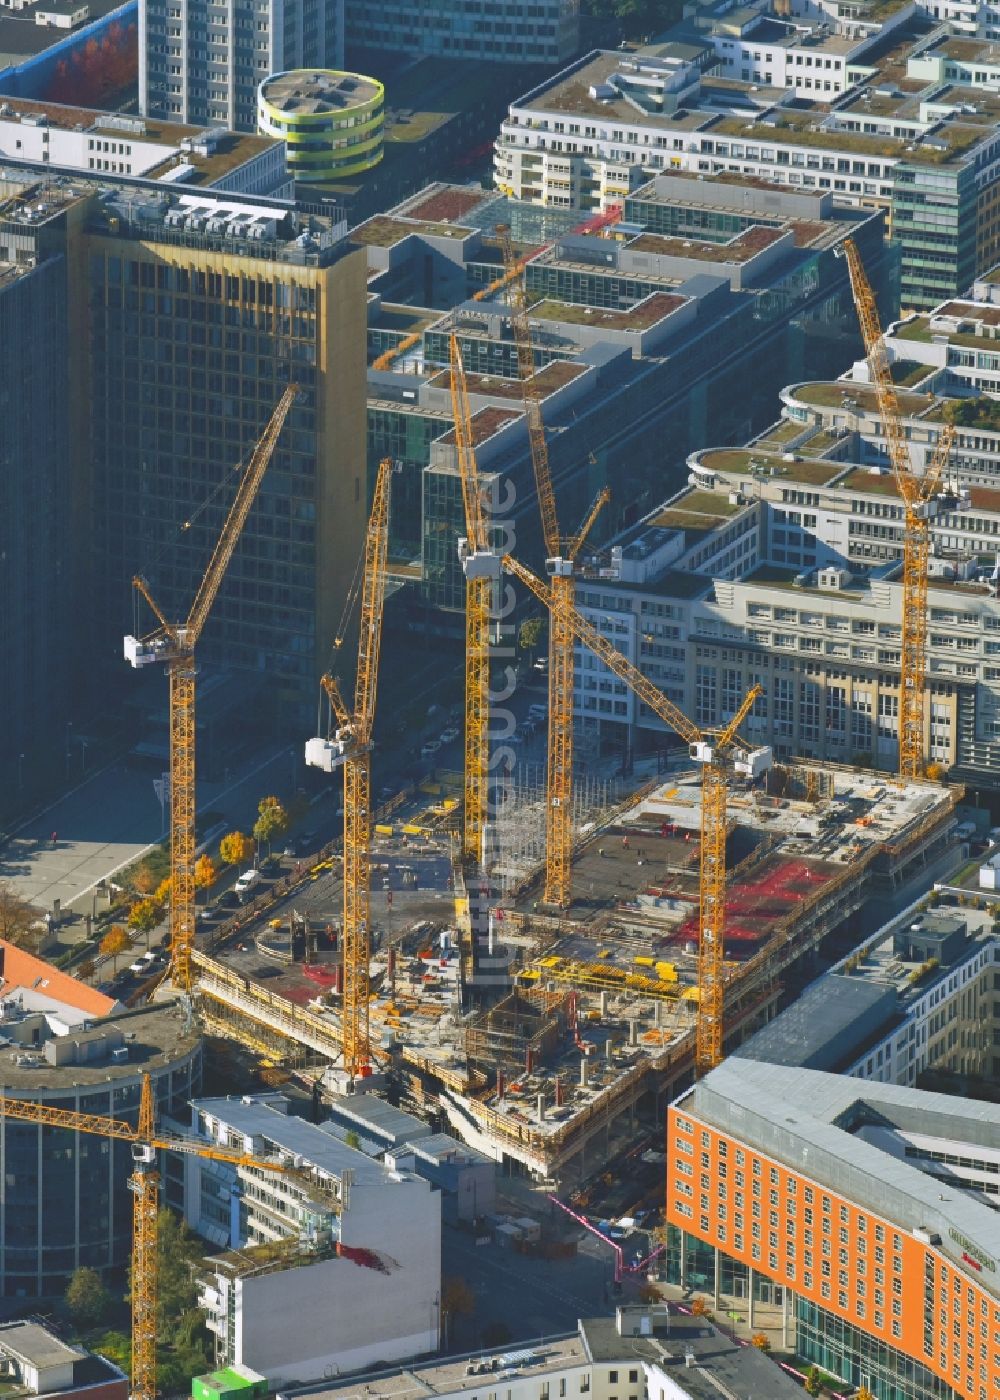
634, 955, 655, 967
655, 962, 678, 983
519, 968, 540, 981
375, 823, 394, 836
681, 986, 700, 1002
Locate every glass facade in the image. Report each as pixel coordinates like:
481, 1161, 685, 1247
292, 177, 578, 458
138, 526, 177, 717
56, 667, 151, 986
87, 246, 329, 718
0, 258, 71, 774
892, 162, 977, 312
796, 1299, 959, 1400
1, 1050, 201, 1299
664, 1229, 959, 1400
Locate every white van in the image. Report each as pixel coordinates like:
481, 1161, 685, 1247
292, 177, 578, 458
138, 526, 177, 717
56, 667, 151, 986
234, 868, 261, 900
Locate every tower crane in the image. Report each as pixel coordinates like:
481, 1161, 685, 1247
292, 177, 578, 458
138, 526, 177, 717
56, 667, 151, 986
498, 225, 610, 907
124, 386, 298, 991
0, 1074, 290, 1400
449, 334, 500, 867
841, 238, 955, 778
503, 554, 770, 1075
305, 458, 394, 1080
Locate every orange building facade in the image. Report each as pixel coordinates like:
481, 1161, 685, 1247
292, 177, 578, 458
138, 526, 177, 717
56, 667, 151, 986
665, 1060, 1000, 1400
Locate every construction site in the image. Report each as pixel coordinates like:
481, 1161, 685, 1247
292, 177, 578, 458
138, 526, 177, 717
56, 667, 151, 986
191, 758, 959, 1182
170, 227, 967, 1185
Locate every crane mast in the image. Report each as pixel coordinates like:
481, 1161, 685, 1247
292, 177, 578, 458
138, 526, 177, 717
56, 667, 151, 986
306, 458, 394, 1079
498, 227, 608, 907
503, 555, 769, 1074
0, 1074, 290, 1400
841, 239, 954, 778
124, 386, 298, 991
450, 334, 498, 866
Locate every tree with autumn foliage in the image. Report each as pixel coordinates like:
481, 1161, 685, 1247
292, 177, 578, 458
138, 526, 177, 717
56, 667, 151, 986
128, 898, 159, 940
194, 854, 216, 890
219, 831, 254, 868
100, 924, 130, 972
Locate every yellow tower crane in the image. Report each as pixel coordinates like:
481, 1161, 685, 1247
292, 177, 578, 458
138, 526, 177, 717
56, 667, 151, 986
124, 386, 298, 991
503, 555, 770, 1075
0, 1074, 289, 1400
449, 334, 499, 866
841, 238, 955, 778
305, 458, 394, 1080
498, 225, 610, 907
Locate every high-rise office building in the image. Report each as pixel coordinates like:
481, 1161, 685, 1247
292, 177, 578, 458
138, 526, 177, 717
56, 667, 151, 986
344, 0, 579, 65
140, 0, 344, 133
0, 176, 368, 733
0, 254, 71, 781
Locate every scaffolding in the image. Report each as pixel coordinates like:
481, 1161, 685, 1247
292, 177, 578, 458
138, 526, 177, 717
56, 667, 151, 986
492, 765, 629, 897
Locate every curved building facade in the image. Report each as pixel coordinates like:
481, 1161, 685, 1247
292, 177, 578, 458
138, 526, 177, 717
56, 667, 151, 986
257, 69, 384, 183
0, 989, 202, 1300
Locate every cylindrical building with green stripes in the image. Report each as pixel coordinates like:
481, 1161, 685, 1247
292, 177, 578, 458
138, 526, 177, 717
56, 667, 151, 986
257, 69, 384, 183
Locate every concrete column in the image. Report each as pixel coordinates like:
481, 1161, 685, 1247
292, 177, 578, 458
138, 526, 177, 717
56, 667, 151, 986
748, 1267, 755, 1329
605, 1038, 614, 1062
782, 1283, 789, 1349
537, 1093, 545, 1123
654, 999, 662, 1028
600, 991, 609, 1017
580, 1056, 588, 1087
713, 1245, 721, 1311
628, 1019, 638, 1047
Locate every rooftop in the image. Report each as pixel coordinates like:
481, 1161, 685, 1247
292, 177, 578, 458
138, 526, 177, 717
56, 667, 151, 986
695, 447, 849, 485
351, 215, 473, 248
529, 291, 686, 329
426, 361, 584, 399
192, 1096, 394, 1186
0, 0, 125, 56
259, 69, 381, 115
681, 1058, 1000, 1295
0, 938, 117, 1020
0, 1321, 81, 1370
0, 100, 279, 185
627, 225, 784, 262
438, 405, 521, 447
1, 998, 200, 1092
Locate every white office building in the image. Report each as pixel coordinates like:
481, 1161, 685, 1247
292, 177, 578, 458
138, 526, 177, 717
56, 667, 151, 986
184, 1096, 441, 1384
139, 0, 344, 133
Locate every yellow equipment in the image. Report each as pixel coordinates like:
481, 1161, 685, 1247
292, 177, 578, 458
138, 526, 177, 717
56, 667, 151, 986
449, 334, 500, 864
503, 554, 768, 1075
125, 387, 298, 991
305, 458, 394, 1078
498, 225, 610, 907
0, 1074, 288, 1400
841, 239, 955, 778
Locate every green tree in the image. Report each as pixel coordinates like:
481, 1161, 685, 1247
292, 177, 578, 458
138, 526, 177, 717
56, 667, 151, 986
219, 830, 254, 868
253, 795, 289, 857
518, 615, 545, 659
151, 1209, 211, 1379
345, 1129, 361, 1150
804, 1366, 823, 1397
65, 1266, 112, 1328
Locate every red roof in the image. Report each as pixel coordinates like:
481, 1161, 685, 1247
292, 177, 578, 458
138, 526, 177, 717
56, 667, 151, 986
0, 939, 117, 1018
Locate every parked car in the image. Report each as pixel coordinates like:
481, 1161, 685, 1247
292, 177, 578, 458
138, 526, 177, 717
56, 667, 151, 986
421, 739, 442, 758
439, 726, 460, 744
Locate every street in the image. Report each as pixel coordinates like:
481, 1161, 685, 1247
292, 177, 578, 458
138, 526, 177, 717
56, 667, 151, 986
0, 743, 307, 917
